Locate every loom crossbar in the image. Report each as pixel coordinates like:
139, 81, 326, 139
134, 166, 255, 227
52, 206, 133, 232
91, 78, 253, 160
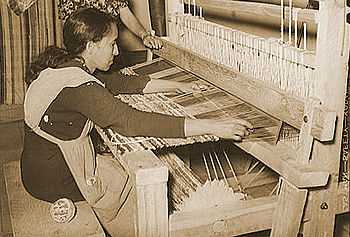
153, 38, 336, 142
184, 0, 318, 24
237, 141, 329, 188
170, 196, 277, 237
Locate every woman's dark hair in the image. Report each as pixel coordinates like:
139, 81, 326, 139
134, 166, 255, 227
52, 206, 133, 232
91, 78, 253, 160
25, 46, 74, 85
63, 7, 117, 55
26, 8, 117, 85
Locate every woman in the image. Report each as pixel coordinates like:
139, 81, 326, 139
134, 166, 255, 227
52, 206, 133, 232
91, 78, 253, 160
59, 0, 162, 50
22, 8, 252, 236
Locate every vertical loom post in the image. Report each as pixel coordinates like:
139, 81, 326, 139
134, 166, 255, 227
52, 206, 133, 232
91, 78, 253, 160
288, 0, 292, 44
193, 0, 196, 16
302, 0, 349, 235
271, 178, 308, 237
269, 0, 348, 236
281, 0, 284, 42
122, 150, 169, 237
296, 99, 319, 164
303, 23, 307, 50
294, 9, 298, 47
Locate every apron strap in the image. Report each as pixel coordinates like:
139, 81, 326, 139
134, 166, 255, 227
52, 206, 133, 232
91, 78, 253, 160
23, 67, 104, 203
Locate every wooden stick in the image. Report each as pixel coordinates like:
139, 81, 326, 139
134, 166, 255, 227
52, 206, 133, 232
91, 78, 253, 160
209, 152, 219, 180
202, 153, 212, 181
223, 150, 245, 194
245, 166, 266, 188
294, 9, 298, 47
193, 0, 196, 16
182, 0, 184, 14
281, 0, 284, 41
288, 0, 292, 44
213, 151, 228, 186
303, 23, 307, 50
244, 161, 260, 176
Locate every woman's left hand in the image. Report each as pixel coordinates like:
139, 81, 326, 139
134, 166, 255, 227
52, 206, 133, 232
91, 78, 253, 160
120, 67, 138, 76
143, 35, 163, 50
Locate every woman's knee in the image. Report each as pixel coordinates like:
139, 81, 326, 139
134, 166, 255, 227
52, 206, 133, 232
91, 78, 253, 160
91, 156, 134, 214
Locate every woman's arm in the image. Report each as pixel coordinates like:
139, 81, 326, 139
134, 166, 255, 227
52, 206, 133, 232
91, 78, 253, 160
119, 7, 162, 49
61, 81, 185, 138
62, 83, 252, 141
95, 69, 197, 95
143, 79, 207, 94
143, 79, 187, 93
185, 118, 253, 141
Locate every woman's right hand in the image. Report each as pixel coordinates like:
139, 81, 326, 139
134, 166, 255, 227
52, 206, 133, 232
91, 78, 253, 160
208, 119, 253, 140
185, 118, 253, 141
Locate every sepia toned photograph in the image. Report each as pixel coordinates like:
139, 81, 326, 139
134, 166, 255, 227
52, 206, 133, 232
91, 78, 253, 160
0, 0, 349, 236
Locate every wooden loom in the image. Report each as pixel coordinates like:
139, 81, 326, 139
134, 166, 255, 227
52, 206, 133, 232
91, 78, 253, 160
98, 0, 350, 236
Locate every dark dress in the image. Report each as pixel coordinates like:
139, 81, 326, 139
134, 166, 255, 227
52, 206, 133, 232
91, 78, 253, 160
21, 60, 185, 202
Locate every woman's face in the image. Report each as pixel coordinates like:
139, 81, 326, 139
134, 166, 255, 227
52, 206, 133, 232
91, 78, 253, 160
89, 23, 119, 72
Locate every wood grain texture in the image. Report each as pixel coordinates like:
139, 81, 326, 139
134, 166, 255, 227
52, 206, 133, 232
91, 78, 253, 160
237, 141, 329, 188
170, 196, 276, 237
302, 0, 350, 235
270, 179, 307, 237
121, 151, 169, 237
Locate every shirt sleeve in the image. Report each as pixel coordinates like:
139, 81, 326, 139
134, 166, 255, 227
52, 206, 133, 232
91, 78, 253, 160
60, 82, 185, 138
94, 70, 151, 95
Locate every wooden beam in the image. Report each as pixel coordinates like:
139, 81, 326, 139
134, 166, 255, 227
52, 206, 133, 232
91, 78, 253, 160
300, 182, 350, 222
270, 179, 308, 237
170, 196, 276, 237
236, 141, 329, 188
228, 171, 278, 192
185, 0, 318, 25
118, 150, 169, 237
302, 0, 349, 235
153, 38, 336, 141
122, 151, 168, 186
299, 183, 348, 231
96, 127, 170, 236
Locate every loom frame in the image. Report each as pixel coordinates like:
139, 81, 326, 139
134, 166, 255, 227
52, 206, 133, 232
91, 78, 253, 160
163, 1, 349, 236
99, 0, 349, 235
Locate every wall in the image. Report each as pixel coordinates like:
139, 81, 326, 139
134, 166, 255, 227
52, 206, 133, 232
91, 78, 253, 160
0, 0, 63, 105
